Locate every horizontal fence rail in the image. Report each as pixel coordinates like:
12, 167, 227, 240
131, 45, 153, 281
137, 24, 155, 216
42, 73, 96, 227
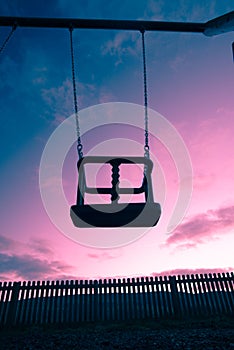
0, 272, 233, 327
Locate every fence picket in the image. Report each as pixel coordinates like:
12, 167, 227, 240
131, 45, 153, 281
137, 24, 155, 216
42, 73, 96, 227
184, 275, 194, 316
177, 275, 186, 316
0, 282, 6, 325
43, 280, 50, 324
74, 280, 79, 323
145, 277, 152, 319
169, 276, 180, 317
209, 273, 222, 314
130, 278, 137, 320
222, 273, 234, 313
27, 281, 33, 325
155, 277, 162, 317
194, 274, 203, 315
17, 281, 26, 325
204, 274, 216, 315
101, 279, 107, 321
228, 272, 234, 292
49, 280, 55, 324
83, 280, 88, 322
217, 273, 228, 314
148, 277, 156, 318
7, 281, 20, 326
200, 275, 211, 315
1, 282, 12, 326
87, 280, 92, 322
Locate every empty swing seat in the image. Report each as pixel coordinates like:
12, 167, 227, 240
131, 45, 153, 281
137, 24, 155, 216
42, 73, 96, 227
70, 156, 161, 228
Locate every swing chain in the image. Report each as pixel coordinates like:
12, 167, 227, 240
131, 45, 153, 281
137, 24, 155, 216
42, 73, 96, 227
69, 26, 83, 159
141, 29, 150, 160
0, 24, 17, 55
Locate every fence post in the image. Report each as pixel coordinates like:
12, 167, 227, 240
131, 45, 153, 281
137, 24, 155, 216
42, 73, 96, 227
93, 280, 99, 322
6, 281, 20, 327
169, 276, 180, 318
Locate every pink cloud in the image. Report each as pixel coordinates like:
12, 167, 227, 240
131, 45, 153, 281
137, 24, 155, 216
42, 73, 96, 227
164, 204, 234, 248
1, 233, 233, 282
87, 251, 122, 263
151, 267, 234, 277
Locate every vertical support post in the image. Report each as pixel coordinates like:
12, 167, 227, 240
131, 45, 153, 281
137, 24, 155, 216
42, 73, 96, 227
93, 280, 99, 321
169, 276, 181, 318
7, 281, 20, 327
113, 279, 118, 321
131, 277, 137, 320
103, 279, 108, 322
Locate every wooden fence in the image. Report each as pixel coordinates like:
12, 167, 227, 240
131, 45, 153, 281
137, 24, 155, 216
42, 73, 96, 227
0, 272, 233, 327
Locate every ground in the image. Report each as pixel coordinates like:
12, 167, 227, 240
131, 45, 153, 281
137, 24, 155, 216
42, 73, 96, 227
0, 316, 234, 349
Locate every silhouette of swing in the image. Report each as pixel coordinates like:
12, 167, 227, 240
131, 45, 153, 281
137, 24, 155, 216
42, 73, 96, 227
69, 29, 161, 228
70, 156, 161, 227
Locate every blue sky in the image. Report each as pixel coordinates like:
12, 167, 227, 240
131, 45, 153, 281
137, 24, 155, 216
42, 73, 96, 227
0, 1, 234, 281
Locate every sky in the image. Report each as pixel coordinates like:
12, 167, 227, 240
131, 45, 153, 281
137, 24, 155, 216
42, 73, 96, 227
0, 0, 234, 282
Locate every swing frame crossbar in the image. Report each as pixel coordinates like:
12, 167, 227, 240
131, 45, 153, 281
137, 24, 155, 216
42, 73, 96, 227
0, 11, 234, 36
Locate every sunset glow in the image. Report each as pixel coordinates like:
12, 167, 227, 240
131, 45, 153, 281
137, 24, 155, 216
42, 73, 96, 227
0, 1, 234, 282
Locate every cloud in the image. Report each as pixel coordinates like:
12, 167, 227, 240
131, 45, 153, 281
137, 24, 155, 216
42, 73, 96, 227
0, 235, 74, 281
41, 78, 73, 124
101, 31, 139, 65
143, 0, 164, 20
87, 251, 122, 263
151, 267, 234, 277
164, 204, 234, 248
28, 238, 54, 256
0, 234, 14, 250
41, 78, 97, 124
0, 251, 75, 281
98, 89, 116, 104
0, 234, 25, 254
169, 54, 188, 72
146, 0, 216, 22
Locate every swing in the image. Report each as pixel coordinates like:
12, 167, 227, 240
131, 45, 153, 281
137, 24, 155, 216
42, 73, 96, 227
69, 29, 161, 228
70, 156, 161, 227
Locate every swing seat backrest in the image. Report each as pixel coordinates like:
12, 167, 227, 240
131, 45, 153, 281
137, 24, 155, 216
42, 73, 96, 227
70, 156, 161, 227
